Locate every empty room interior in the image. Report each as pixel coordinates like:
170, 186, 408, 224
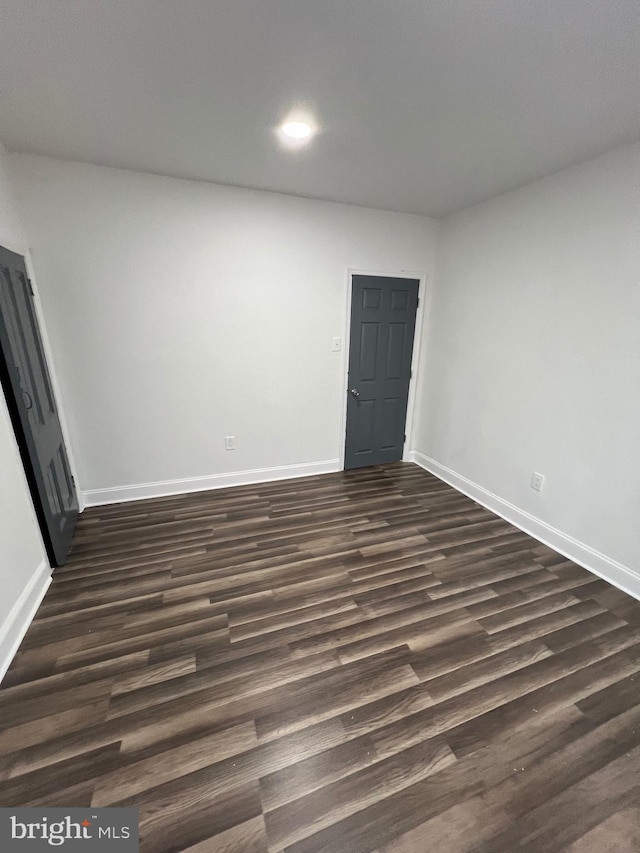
0, 1, 639, 851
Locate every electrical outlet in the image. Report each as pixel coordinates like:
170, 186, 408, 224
225, 436, 235, 451
531, 472, 545, 492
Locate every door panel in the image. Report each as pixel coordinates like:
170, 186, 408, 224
359, 323, 379, 380
353, 398, 376, 454
344, 275, 419, 470
0, 245, 79, 565
386, 323, 406, 378
380, 396, 402, 449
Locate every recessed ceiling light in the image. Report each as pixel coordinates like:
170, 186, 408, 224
281, 121, 313, 139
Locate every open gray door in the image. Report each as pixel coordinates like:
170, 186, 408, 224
344, 275, 419, 470
0, 245, 79, 565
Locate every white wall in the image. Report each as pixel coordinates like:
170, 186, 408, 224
10, 143, 637, 603
0, 142, 50, 681
10, 155, 437, 503
413, 143, 640, 588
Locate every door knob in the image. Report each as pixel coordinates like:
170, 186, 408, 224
349, 388, 361, 398
22, 389, 33, 411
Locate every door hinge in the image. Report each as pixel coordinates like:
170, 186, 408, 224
417, 297, 420, 307
27, 279, 34, 296
403, 434, 406, 443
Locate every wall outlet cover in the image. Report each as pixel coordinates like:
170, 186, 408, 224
531, 472, 545, 491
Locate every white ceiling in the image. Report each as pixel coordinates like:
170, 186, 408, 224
0, 1, 638, 217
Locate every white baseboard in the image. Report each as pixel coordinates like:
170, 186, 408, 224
409, 450, 640, 601
0, 559, 51, 683
82, 459, 342, 507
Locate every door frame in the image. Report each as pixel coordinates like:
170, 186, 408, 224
339, 267, 428, 471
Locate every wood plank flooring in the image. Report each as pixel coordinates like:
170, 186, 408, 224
2, 462, 640, 852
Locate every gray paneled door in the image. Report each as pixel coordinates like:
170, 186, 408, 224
344, 275, 419, 469
0, 244, 78, 565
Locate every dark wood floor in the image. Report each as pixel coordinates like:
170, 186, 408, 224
1, 463, 640, 852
